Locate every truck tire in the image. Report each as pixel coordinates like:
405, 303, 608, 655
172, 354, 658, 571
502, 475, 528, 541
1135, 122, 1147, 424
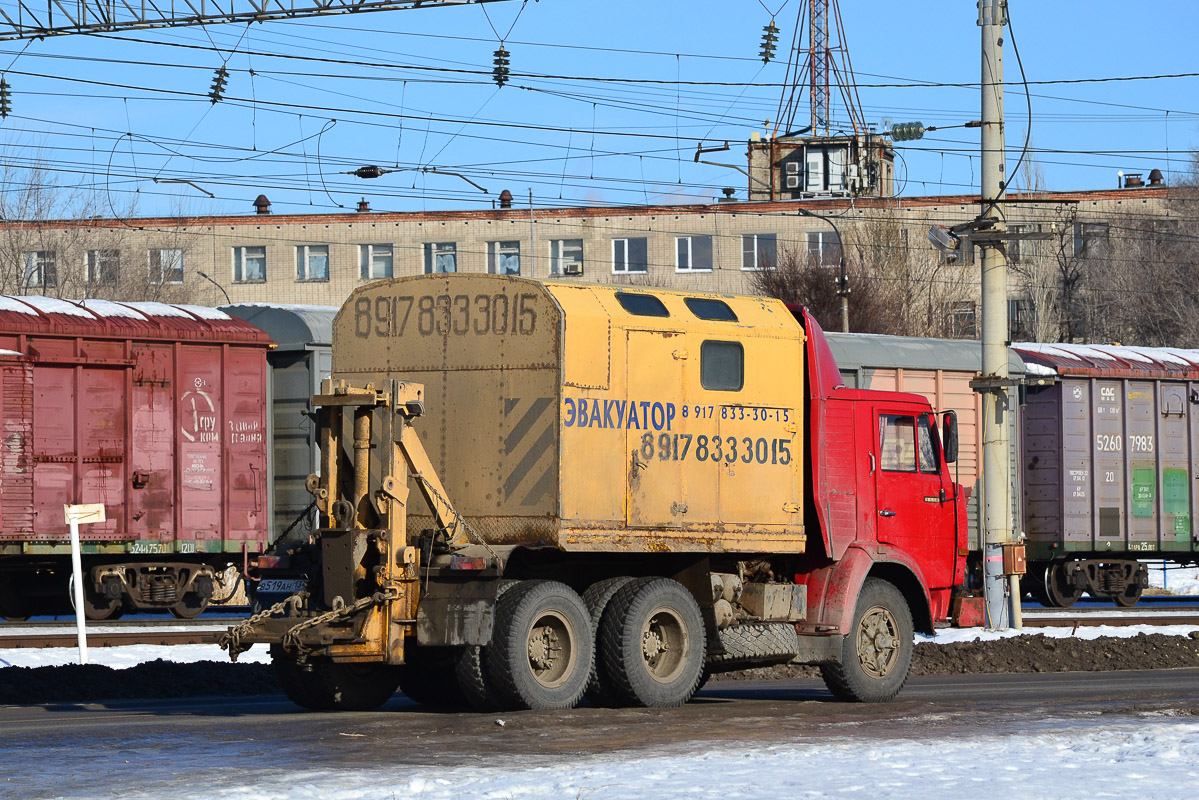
582, 576, 637, 707
705, 622, 800, 675
485, 580, 593, 711
454, 579, 519, 711
272, 647, 402, 711
820, 578, 913, 703
599, 577, 706, 708
398, 647, 468, 708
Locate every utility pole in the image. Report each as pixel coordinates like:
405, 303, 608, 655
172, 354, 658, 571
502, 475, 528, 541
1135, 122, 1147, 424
976, 0, 1021, 629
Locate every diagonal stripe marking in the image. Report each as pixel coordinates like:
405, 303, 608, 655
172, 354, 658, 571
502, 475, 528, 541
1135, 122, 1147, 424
521, 463, 556, 506
504, 423, 554, 500
505, 396, 552, 456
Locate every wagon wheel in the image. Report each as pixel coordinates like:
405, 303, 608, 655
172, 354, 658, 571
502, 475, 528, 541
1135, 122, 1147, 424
68, 574, 124, 621
1112, 580, 1144, 608
170, 593, 208, 619
1043, 562, 1082, 608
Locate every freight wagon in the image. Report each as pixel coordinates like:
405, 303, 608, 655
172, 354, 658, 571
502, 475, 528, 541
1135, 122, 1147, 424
222, 274, 968, 711
0, 297, 271, 620
1014, 343, 1199, 607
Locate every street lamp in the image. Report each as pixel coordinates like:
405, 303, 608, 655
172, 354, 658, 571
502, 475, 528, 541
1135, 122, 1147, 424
197, 271, 231, 305
793, 205, 849, 333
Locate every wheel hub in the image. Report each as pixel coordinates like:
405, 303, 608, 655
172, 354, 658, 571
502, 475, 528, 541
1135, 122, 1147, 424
857, 606, 900, 679
642, 628, 668, 663
528, 625, 561, 671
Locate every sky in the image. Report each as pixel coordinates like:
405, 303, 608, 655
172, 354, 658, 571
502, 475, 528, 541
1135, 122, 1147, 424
0, 0, 1195, 218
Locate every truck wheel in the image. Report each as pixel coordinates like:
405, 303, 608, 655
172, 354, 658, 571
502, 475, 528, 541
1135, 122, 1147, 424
398, 647, 468, 708
486, 580, 592, 711
582, 576, 637, 706
454, 579, 519, 711
820, 578, 913, 703
599, 577, 706, 708
272, 647, 402, 711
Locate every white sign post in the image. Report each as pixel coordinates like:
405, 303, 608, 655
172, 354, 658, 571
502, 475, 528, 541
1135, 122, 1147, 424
64, 503, 106, 665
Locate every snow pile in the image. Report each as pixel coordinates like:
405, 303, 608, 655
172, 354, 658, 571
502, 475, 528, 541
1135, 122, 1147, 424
1146, 564, 1199, 595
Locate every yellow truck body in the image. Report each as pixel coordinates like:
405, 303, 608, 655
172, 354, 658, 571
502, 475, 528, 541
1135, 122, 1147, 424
334, 274, 806, 555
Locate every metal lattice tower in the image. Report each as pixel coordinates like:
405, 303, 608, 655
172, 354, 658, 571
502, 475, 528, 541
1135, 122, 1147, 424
775, 0, 865, 138
808, 0, 829, 134
0, 0, 517, 41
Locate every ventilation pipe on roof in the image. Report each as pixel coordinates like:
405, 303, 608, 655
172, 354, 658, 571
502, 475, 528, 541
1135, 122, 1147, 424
356, 198, 371, 213
499, 189, 514, 208
253, 195, 271, 214
1148, 168, 1164, 186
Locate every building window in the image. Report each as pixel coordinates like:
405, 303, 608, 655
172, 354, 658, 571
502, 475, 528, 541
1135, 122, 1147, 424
1009, 297, 1035, 341
549, 239, 584, 276
423, 242, 457, 274
1073, 222, 1110, 257
488, 240, 521, 275
946, 301, 977, 338
232, 246, 266, 283
612, 237, 648, 274
700, 341, 744, 391
295, 245, 329, 281
22, 251, 56, 289
359, 244, 393, 280
676, 235, 713, 272
741, 233, 777, 271
87, 249, 120, 286
149, 248, 184, 285
806, 230, 842, 267
1007, 224, 1027, 264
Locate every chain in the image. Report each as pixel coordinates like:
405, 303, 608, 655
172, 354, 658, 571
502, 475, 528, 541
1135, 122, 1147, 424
219, 590, 308, 662
413, 474, 500, 562
280, 589, 400, 664
219, 588, 401, 664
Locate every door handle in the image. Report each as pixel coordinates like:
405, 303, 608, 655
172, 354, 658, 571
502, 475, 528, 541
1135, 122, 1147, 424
878, 509, 897, 517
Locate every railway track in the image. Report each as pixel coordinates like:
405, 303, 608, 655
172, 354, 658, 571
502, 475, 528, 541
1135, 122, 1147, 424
1, 605, 1197, 650
0, 619, 229, 649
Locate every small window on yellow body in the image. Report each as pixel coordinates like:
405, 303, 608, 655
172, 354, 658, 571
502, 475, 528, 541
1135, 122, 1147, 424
615, 292, 669, 317
685, 297, 738, 322
701, 341, 743, 391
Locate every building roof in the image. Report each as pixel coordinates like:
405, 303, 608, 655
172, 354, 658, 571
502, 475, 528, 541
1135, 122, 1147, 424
828, 331, 1026, 375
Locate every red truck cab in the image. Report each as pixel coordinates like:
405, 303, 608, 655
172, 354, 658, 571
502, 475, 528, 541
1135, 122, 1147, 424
792, 308, 968, 638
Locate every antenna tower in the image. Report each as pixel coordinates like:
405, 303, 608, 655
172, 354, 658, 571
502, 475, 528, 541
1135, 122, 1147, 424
775, 0, 866, 138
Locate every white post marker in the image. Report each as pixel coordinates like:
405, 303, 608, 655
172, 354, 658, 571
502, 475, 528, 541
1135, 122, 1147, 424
64, 503, 106, 665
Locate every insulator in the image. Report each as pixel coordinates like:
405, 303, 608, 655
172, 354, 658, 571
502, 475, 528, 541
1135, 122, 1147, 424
492, 47, 510, 88
209, 66, 229, 105
353, 165, 385, 179
760, 21, 779, 64
0, 76, 10, 119
890, 121, 926, 142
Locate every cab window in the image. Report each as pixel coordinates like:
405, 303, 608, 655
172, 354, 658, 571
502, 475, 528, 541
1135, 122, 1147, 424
917, 415, 941, 475
879, 415, 917, 472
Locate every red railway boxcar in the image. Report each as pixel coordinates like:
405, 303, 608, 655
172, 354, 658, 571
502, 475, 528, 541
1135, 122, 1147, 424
0, 296, 271, 620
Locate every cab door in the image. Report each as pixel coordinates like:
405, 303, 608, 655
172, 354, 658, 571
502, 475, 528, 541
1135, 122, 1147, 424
874, 409, 957, 587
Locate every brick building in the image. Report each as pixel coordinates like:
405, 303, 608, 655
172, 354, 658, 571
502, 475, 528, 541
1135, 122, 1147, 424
0, 184, 1172, 337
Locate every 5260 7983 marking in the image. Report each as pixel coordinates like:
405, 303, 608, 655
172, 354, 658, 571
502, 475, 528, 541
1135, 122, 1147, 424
639, 432, 792, 465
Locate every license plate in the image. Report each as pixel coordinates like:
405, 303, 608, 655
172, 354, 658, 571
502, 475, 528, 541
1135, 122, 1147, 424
257, 578, 307, 594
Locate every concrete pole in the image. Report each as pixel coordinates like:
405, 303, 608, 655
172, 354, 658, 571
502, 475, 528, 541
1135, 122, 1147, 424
977, 0, 1020, 629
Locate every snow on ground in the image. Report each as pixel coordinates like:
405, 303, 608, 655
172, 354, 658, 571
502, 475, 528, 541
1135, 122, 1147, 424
50, 713, 1199, 800
1146, 564, 1199, 595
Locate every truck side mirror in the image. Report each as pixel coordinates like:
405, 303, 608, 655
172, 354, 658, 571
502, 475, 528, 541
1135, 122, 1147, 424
942, 410, 959, 464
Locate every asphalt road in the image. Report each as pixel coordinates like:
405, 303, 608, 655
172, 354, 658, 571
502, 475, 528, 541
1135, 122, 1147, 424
3, 669, 1196, 763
